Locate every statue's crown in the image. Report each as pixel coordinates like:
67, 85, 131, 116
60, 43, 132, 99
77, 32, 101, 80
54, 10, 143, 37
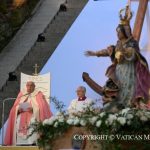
119, 5, 133, 25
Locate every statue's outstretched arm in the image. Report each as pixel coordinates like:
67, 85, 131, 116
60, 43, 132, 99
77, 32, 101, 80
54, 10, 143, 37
85, 45, 115, 57
95, 48, 112, 57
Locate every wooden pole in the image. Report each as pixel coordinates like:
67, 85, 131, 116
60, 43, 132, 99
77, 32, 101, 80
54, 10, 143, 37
133, 0, 149, 41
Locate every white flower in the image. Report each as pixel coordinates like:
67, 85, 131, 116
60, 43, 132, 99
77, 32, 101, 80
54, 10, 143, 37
88, 100, 95, 106
30, 117, 36, 124
140, 116, 148, 122
107, 114, 117, 125
121, 108, 130, 115
96, 120, 102, 127
56, 111, 63, 116
89, 116, 98, 125
127, 120, 131, 125
99, 112, 106, 118
74, 117, 80, 125
56, 112, 65, 119
84, 100, 95, 111
43, 116, 57, 125
146, 111, 150, 115
90, 100, 95, 105
117, 117, 126, 125
89, 107, 94, 111
126, 114, 134, 120
54, 121, 58, 128
80, 119, 87, 126
68, 110, 78, 116
67, 119, 74, 125
143, 111, 150, 119
136, 110, 144, 117
43, 119, 49, 125
105, 120, 109, 126
58, 118, 64, 123
146, 114, 150, 119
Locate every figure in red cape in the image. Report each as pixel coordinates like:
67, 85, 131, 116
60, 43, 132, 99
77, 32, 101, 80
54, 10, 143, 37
4, 81, 53, 146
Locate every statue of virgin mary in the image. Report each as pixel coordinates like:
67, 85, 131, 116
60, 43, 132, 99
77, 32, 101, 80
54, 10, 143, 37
84, 5, 150, 112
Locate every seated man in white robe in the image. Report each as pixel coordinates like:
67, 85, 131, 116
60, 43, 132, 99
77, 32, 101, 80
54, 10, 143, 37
68, 86, 96, 114
4, 81, 53, 146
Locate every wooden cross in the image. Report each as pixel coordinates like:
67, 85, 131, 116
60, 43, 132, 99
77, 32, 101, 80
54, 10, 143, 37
132, 0, 149, 41
33, 64, 39, 76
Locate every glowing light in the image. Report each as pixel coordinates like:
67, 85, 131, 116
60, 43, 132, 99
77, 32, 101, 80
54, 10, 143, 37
13, 0, 26, 7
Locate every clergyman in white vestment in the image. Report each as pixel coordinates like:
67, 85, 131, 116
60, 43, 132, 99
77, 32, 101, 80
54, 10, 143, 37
68, 86, 95, 114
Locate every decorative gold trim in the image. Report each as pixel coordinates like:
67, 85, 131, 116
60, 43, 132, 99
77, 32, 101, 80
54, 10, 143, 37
119, 5, 133, 25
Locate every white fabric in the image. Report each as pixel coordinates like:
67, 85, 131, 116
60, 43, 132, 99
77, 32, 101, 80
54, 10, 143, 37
16, 93, 38, 145
68, 98, 94, 114
16, 116, 37, 145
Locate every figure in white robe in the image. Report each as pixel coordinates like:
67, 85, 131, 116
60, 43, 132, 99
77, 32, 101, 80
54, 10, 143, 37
68, 86, 99, 114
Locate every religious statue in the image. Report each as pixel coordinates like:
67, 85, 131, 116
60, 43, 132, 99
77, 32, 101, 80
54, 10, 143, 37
83, 5, 150, 112
4, 81, 53, 146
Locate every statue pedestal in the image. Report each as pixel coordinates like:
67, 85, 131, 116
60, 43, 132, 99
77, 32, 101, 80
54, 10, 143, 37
51, 126, 101, 150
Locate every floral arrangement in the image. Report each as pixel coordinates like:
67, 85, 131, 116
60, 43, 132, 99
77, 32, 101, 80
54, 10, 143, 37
30, 98, 150, 150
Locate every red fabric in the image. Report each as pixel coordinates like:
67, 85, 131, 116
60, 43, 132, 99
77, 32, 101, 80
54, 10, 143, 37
78, 96, 87, 101
4, 92, 22, 145
36, 92, 53, 121
134, 61, 150, 100
18, 110, 32, 136
105, 60, 150, 102
4, 91, 52, 145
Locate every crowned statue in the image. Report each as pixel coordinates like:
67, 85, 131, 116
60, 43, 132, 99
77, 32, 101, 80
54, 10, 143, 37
84, 5, 150, 112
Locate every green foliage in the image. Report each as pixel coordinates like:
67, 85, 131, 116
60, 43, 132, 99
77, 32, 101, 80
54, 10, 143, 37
0, 1, 8, 14
29, 99, 150, 150
9, 8, 23, 28
27, 0, 39, 10
0, 0, 40, 52
32, 121, 70, 149
50, 97, 66, 113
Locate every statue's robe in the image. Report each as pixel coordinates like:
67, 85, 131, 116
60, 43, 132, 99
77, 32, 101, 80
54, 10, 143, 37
4, 90, 52, 146
99, 37, 150, 110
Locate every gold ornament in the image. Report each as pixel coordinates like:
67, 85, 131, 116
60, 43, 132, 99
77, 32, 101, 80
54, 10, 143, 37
115, 51, 124, 63
119, 5, 133, 25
